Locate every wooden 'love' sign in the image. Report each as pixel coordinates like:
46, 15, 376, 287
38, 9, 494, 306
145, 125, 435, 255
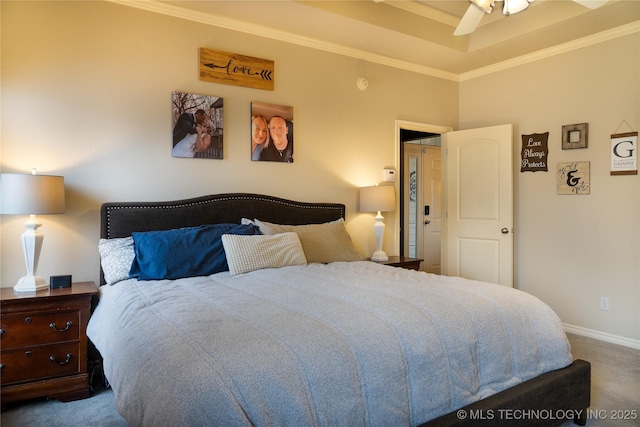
199, 48, 274, 91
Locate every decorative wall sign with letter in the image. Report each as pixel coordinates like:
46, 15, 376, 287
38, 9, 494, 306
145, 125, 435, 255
610, 132, 637, 175
521, 132, 549, 172
199, 48, 274, 91
557, 161, 590, 195
562, 123, 588, 149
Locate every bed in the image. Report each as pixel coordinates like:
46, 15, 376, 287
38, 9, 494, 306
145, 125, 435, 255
88, 193, 590, 427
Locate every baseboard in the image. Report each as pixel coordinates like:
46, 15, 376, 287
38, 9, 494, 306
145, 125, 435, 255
563, 323, 640, 350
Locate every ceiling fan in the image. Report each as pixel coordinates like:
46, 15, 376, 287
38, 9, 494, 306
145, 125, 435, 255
454, 0, 610, 36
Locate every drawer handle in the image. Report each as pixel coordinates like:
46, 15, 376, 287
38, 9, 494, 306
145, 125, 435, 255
0, 328, 4, 335
49, 353, 73, 365
49, 321, 73, 332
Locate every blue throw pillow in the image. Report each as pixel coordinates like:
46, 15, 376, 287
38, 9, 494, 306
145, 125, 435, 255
129, 223, 259, 280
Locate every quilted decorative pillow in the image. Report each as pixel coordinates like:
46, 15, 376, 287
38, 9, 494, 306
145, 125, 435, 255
98, 237, 135, 285
129, 223, 259, 281
252, 218, 362, 264
222, 232, 307, 275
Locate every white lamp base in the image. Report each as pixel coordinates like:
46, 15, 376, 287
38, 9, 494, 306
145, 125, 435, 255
14, 215, 48, 292
14, 274, 48, 292
371, 251, 389, 262
370, 211, 389, 262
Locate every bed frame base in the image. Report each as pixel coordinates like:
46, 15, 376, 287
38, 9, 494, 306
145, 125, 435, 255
422, 359, 590, 427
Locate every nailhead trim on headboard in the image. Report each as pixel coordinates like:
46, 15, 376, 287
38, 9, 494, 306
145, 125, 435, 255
103, 194, 345, 237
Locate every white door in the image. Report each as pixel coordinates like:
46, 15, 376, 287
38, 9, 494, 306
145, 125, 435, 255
443, 124, 513, 287
421, 146, 442, 274
403, 145, 441, 274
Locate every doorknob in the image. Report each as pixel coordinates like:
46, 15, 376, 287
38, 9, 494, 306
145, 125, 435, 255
424, 220, 431, 225
501, 227, 509, 234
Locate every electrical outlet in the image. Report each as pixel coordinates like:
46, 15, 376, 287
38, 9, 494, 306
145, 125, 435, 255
600, 297, 609, 311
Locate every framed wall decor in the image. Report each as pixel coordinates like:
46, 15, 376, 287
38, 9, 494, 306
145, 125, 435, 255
199, 48, 274, 91
610, 132, 637, 175
520, 132, 549, 172
251, 101, 294, 163
171, 91, 223, 159
562, 123, 588, 150
557, 161, 590, 195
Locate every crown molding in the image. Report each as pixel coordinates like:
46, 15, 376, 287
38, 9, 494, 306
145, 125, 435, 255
107, 0, 460, 81
460, 21, 640, 81
108, 1, 638, 83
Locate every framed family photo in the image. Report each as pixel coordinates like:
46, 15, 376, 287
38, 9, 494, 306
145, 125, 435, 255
171, 91, 224, 159
251, 101, 294, 163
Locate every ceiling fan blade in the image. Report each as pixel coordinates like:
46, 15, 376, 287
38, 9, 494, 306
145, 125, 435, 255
454, 4, 486, 36
572, 0, 609, 9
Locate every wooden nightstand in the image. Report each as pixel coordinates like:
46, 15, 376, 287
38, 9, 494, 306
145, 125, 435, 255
368, 256, 423, 271
0, 281, 98, 404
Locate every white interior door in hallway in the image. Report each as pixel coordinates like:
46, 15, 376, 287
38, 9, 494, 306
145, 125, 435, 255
403, 144, 441, 274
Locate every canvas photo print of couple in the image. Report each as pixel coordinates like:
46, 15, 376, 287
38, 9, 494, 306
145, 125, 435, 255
171, 93, 293, 163
171, 91, 223, 159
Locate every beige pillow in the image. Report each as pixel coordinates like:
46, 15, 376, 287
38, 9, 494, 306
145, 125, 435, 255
253, 219, 362, 264
222, 232, 307, 275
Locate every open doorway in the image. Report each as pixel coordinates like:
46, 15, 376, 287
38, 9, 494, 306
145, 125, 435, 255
395, 121, 513, 284
396, 121, 452, 274
400, 131, 441, 274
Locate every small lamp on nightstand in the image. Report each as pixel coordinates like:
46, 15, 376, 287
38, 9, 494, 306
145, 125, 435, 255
360, 184, 395, 262
1, 170, 65, 292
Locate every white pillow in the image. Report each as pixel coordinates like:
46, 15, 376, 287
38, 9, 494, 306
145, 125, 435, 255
221, 232, 307, 275
98, 237, 135, 285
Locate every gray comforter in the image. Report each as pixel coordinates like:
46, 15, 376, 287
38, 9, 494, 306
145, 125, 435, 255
87, 261, 572, 426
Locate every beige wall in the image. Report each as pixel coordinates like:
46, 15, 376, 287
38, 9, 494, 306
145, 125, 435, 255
459, 34, 639, 343
0, 2, 456, 286
1, 2, 638, 344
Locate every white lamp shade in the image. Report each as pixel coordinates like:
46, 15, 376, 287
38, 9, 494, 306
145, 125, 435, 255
1, 174, 65, 215
360, 185, 395, 213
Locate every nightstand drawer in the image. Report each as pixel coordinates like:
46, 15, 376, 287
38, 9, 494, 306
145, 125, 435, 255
1, 311, 80, 348
0, 342, 81, 385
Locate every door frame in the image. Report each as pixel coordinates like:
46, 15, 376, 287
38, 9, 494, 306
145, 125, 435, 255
395, 120, 452, 265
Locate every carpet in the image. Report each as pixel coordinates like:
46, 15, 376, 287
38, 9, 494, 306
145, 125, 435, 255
1, 385, 130, 427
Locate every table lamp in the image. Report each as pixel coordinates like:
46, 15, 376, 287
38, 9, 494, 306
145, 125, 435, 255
1, 171, 65, 292
360, 184, 395, 262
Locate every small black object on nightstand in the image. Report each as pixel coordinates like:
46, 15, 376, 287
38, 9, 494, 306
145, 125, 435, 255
50, 275, 72, 288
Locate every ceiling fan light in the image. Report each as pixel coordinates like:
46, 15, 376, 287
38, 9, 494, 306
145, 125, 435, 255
470, 0, 495, 14
503, 0, 532, 15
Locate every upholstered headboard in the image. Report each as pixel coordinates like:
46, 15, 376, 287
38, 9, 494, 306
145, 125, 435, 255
99, 193, 346, 284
